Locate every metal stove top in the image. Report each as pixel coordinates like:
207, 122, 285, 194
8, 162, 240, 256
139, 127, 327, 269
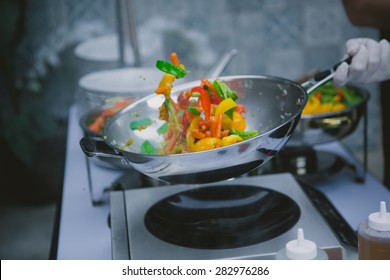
110, 173, 344, 260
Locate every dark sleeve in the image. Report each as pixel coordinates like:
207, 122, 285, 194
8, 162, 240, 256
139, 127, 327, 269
342, 0, 390, 30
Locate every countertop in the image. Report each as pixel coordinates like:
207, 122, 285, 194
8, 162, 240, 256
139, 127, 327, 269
55, 105, 390, 259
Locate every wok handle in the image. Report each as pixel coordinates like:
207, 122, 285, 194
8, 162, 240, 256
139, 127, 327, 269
80, 137, 123, 159
303, 57, 352, 94
313, 57, 353, 82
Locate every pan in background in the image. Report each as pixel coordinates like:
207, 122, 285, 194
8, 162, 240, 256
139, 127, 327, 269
79, 99, 135, 169
77, 67, 162, 169
288, 84, 369, 146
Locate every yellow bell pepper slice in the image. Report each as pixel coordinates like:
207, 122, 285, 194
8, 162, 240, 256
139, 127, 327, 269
215, 98, 237, 118
221, 134, 243, 146
186, 116, 200, 152
193, 137, 222, 152
231, 111, 246, 131
214, 97, 237, 132
221, 114, 232, 130
155, 73, 176, 98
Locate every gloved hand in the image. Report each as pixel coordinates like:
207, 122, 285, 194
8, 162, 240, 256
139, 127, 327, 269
333, 38, 390, 86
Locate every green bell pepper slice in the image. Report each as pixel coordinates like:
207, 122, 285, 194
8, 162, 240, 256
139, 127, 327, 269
156, 60, 187, 78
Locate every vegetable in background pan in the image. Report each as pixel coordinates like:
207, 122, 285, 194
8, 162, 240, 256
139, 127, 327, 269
302, 82, 363, 115
87, 97, 134, 133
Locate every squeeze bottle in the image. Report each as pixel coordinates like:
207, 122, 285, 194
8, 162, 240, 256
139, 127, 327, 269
275, 228, 328, 260
358, 201, 390, 259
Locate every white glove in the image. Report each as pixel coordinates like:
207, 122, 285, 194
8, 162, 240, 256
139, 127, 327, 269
333, 38, 390, 86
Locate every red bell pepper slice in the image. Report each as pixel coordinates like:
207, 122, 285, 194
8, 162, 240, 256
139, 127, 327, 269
191, 86, 210, 120
177, 91, 190, 109
235, 103, 247, 114
201, 78, 222, 105
209, 114, 222, 139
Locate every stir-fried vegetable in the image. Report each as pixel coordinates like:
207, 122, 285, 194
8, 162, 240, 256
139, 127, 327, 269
213, 79, 238, 100
129, 117, 153, 131
155, 60, 187, 78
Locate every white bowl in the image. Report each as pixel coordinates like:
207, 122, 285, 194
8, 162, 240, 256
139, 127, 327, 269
78, 67, 163, 109
74, 34, 134, 63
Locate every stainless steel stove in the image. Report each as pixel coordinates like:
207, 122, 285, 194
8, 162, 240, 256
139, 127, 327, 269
110, 173, 345, 260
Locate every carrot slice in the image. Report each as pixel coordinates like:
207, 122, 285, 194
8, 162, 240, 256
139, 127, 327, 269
89, 116, 105, 133
169, 97, 180, 112
165, 135, 177, 153
155, 86, 170, 94
170, 52, 180, 66
190, 129, 206, 139
201, 77, 216, 92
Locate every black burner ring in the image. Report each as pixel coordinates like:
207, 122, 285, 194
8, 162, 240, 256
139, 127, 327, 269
144, 185, 300, 249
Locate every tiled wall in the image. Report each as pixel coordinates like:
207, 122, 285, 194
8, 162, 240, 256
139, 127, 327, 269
132, 0, 376, 77
20, 0, 379, 80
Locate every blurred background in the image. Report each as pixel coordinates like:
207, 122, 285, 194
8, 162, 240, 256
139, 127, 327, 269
0, 0, 382, 259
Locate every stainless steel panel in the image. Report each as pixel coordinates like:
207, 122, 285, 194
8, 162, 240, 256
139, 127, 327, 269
110, 173, 343, 259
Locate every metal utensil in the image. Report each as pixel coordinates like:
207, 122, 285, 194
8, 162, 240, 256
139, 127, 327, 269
116, 0, 141, 67
205, 49, 238, 78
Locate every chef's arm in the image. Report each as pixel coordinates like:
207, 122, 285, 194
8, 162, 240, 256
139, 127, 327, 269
332, 1, 390, 86
342, 0, 390, 30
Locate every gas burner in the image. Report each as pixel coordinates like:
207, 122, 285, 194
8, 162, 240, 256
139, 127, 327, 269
145, 185, 300, 249
109, 173, 344, 260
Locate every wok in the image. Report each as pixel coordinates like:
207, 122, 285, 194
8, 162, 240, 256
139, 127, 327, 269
80, 60, 350, 184
288, 85, 369, 146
